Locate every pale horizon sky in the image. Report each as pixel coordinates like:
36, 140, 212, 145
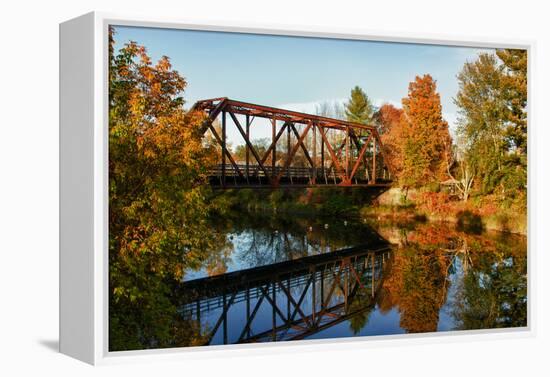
112, 25, 494, 146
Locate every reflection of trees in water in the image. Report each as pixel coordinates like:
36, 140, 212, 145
342, 254, 381, 335
450, 233, 527, 330
204, 233, 234, 277
378, 222, 527, 333
209, 210, 387, 271
378, 223, 455, 332
236, 228, 311, 268
194, 215, 527, 339
383, 244, 448, 333
109, 222, 230, 351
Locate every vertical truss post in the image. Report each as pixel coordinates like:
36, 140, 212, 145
344, 260, 349, 310
319, 127, 344, 183
287, 124, 291, 182
246, 114, 250, 178
312, 122, 317, 183
349, 133, 372, 182
372, 137, 376, 184
222, 110, 226, 187
276, 123, 312, 184
272, 118, 276, 179
340, 126, 351, 185
320, 127, 325, 182
346, 127, 350, 181
287, 276, 291, 320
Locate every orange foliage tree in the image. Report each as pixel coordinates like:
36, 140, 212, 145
375, 103, 404, 177
398, 75, 452, 188
108, 27, 223, 350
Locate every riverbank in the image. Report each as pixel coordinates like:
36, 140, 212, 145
368, 188, 527, 235
213, 187, 527, 235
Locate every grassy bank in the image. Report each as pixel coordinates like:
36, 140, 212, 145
363, 188, 527, 235
213, 187, 527, 235
213, 187, 372, 217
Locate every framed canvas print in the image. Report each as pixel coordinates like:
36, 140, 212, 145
59, 12, 533, 365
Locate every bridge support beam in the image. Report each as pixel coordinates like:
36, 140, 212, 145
246, 114, 250, 179
271, 118, 276, 180
345, 127, 351, 181
372, 138, 377, 184
311, 122, 317, 184
320, 127, 325, 182
221, 110, 226, 186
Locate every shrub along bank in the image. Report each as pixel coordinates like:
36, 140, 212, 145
362, 187, 527, 235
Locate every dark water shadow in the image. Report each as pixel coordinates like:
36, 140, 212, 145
38, 339, 59, 352
456, 210, 484, 234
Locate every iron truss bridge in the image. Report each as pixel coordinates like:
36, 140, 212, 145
191, 98, 393, 189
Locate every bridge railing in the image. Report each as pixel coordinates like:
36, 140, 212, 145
210, 164, 323, 177
208, 164, 375, 184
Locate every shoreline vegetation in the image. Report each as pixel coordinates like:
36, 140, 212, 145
214, 187, 527, 235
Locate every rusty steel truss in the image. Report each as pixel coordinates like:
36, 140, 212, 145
192, 98, 392, 188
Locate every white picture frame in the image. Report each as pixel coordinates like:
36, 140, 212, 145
59, 11, 535, 365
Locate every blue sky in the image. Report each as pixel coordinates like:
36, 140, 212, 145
112, 25, 493, 145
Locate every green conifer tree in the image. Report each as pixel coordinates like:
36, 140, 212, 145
344, 86, 374, 124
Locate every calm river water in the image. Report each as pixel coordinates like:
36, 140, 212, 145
178, 211, 527, 345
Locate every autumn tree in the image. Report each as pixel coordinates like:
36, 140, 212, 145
398, 75, 451, 188
374, 103, 402, 135
375, 103, 404, 177
108, 27, 224, 350
345, 86, 375, 125
203, 119, 230, 164
454, 51, 527, 199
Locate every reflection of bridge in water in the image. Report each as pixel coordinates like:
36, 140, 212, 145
192, 98, 393, 189
178, 241, 392, 345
